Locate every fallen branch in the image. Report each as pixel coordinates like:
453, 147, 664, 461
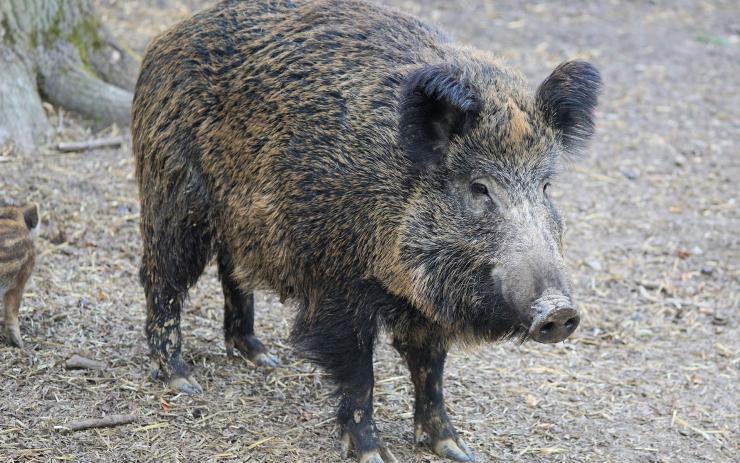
65, 354, 107, 370
58, 414, 137, 432
56, 135, 128, 153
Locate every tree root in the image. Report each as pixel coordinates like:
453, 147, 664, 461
40, 43, 133, 129
88, 27, 141, 92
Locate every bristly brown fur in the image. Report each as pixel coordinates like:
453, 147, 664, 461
133, 0, 600, 459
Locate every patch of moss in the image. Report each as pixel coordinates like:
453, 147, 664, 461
1, 15, 15, 46
39, 4, 103, 71
43, 5, 65, 47
68, 17, 104, 70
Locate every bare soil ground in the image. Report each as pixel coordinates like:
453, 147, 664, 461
1, 1, 738, 462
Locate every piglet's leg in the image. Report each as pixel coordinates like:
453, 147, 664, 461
3, 286, 24, 348
393, 338, 475, 462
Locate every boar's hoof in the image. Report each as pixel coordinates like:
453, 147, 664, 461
150, 358, 204, 395
356, 448, 398, 463
432, 437, 475, 462
5, 324, 23, 348
340, 431, 398, 463
359, 452, 389, 463
168, 375, 204, 395
251, 352, 280, 368
225, 335, 280, 368
414, 409, 475, 461
356, 451, 383, 463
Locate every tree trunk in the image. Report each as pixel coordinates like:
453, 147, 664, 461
0, 0, 139, 152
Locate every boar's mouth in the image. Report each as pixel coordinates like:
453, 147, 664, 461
469, 315, 531, 343
466, 282, 532, 342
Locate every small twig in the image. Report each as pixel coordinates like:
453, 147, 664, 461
57, 414, 137, 432
65, 354, 107, 370
56, 135, 128, 153
245, 436, 275, 450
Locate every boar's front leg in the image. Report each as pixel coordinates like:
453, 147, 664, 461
393, 336, 475, 462
293, 293, 397, 463
335, 346, 398, 463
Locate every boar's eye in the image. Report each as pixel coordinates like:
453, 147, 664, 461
471, 182, 489, 196
543, 182, 551, 195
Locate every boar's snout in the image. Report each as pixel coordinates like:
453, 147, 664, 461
491, 253, 579, 342
528, 292, 579, 343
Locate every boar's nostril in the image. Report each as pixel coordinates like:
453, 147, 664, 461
539, 322, 555, 335
564, 317, 577, 330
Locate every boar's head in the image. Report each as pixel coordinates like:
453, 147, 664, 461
393, 59, 601, 343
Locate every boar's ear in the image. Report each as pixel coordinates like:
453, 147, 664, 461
23, 203, 39, 231
536, 61, 602, 153
399, 65, 481, 171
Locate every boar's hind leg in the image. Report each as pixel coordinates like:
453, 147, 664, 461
218, 251, 278, 367
139, 194, 212, 394
393, 337, 475, 462
142, 266, 208, 394
142, 277, 203, 395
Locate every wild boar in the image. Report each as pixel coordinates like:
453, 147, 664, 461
133, 1, 601, 461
